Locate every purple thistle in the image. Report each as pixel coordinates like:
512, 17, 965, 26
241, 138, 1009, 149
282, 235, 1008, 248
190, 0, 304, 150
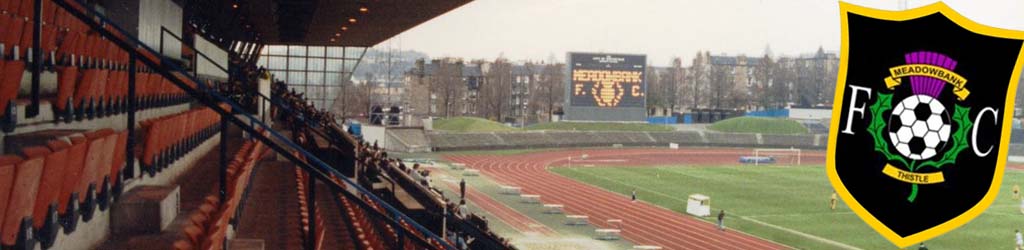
904, 51, 957, 98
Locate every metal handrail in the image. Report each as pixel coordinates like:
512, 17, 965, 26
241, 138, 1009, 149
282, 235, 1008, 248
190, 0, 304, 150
46, 0, 455, 249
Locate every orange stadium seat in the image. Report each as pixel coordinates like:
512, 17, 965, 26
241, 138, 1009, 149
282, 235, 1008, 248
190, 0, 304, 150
32, 142, 65, 246
1, 15, 24, 57
2, 151, 43, 249
44, 139, 76, 230
0, 155, 23, 245
109, 130, 128, 196
54, 66, 78, 122
0, 60, 25, 131
88, 129, 116, 210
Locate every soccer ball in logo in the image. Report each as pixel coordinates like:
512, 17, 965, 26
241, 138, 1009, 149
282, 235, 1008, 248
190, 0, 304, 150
887, 95, 952, 160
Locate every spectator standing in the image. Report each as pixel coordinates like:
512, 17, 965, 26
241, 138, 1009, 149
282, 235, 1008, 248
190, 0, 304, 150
460, 178, 467, 199
717, 210, 726, 231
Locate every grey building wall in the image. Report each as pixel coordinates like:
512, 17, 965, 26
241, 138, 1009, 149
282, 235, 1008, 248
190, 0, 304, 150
102, 0, 182, 59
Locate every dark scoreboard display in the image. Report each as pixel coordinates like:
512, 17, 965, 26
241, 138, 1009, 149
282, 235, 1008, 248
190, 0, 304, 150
568, 53, 646, 108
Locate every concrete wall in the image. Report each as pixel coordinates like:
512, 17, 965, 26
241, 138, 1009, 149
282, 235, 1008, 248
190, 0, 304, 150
195, 35, 229, 80
140, 0, 182, 58
564, 106, 648, 122
361, 125, 389, 149
789, 108, 832, 120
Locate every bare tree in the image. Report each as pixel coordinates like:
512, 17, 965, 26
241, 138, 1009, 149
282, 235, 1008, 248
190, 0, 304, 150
709, 62, 734, 109
480, 58, 513, 121
432, 59, 464, 118
664, 58, 683, 114
753, 54, 774, 110
534, 62, 564, 122
688, 51, 710, 110
645, 65, 664, 115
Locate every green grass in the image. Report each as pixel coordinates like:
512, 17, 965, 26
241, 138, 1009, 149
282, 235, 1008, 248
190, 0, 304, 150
708, 117, 808, 134
526, 122, 674, 132
552, 165, 1024, 250
432, 117, 516, 133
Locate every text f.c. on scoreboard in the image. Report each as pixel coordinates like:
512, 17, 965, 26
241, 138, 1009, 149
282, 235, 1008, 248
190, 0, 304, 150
571, 69, 645, 107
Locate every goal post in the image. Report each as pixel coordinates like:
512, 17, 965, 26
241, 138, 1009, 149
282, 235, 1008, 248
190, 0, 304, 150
753, 148, 802, 166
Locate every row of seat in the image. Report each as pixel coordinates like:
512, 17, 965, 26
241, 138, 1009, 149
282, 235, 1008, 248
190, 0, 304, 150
0, 0, 195, 131
139, 105, 226, 177
295, 167, 326, 250
0, 128, 127, 250
338, 192, 387, 250
1, 0, 128, 67
174, 137, 267, 250
54, 67, 190, 123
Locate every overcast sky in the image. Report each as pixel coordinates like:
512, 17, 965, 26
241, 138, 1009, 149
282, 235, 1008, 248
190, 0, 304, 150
378, 0, 1024, 66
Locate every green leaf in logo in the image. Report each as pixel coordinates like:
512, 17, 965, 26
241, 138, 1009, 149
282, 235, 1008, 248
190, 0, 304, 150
868, 93, 909, 168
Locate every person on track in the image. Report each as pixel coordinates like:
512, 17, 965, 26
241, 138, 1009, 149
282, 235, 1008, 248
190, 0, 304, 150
717, 210, 726, 231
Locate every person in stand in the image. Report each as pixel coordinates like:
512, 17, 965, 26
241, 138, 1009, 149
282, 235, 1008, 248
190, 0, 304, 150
458, 200, 469, 219
717, 210, 726, 231
631, 189, 637, 202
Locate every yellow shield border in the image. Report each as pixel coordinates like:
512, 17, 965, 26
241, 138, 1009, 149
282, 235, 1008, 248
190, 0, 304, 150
828, 2, 1024, 247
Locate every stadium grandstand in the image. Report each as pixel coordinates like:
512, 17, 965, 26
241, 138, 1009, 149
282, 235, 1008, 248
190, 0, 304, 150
0, 0, 516, 249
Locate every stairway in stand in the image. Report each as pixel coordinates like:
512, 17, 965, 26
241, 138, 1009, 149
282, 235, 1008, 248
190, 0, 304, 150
233, 161, 301, 250
316, 182, 356, 250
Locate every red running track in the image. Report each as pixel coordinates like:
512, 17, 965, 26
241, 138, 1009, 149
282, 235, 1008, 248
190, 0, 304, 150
441, 181, 558, 236
446, 148, 826, 250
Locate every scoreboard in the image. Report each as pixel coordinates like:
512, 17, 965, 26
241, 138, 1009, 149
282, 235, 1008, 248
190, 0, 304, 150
569, 53, 647, 107
564, 53, 647, 121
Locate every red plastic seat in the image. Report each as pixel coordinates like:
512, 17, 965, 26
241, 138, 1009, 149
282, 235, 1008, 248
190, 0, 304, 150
0, 155, 23, 241
79, 130, 108, 194
141, 116, 162, 167
85, 129, 115, 188
1, 15, 24, 57
73, 69, 100, 112
23, 146, 58, 230
90, 70, 109, 111
63, 135, 88, 204
0, 60, 25, 116
104, 70, 121, 109
44, 139, 75, 215
54, 66, 78, 113
1, 151, 43, 246
109, 130, 127, 184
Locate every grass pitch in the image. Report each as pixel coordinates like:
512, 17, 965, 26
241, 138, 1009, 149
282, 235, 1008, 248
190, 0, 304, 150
433, 116, 517, 132
708, 117, 809, 134
552, 165, 1024, 250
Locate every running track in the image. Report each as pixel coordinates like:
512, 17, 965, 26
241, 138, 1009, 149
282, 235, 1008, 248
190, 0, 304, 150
446, 148, 827, 250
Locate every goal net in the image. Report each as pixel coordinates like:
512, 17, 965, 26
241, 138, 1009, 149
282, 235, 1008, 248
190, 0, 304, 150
753, 148, 803, 166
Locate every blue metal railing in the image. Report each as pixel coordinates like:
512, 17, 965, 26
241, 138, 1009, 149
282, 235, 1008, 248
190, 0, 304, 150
45, 0, 455, 249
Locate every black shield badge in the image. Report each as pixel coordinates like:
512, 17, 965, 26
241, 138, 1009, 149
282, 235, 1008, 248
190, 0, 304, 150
828, 2, 1024, 247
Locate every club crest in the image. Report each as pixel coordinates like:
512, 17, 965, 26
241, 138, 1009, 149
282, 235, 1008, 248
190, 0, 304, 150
828, 2, 1024, 247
